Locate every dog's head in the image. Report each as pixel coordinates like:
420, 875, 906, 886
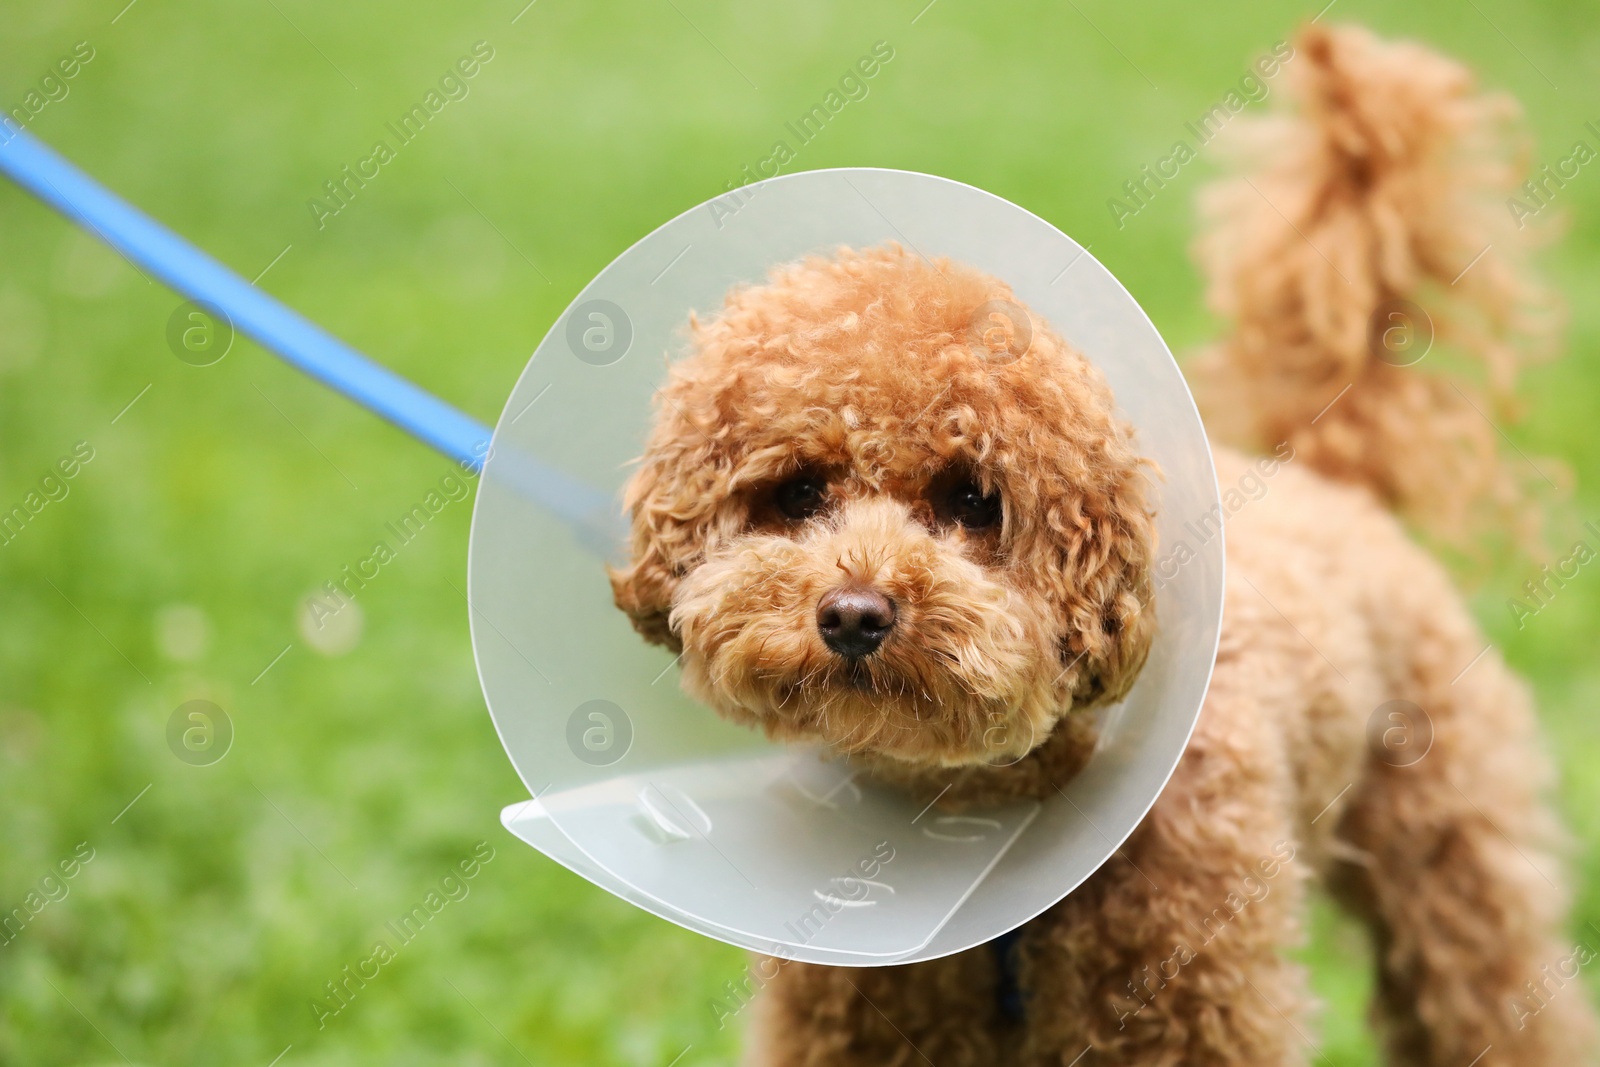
609, 245, 1155, 769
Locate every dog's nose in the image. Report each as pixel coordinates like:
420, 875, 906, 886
817, 585, 896, 659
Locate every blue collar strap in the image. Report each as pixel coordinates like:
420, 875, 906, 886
989, 924, 1028, 1023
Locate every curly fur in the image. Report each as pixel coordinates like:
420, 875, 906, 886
610, 244, 1156, 770
610, 22, 1597, 1066
1189, 23, 1557, 548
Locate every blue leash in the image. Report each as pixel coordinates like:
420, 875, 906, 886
0, 125, 619, 549
0, 126, 488, 467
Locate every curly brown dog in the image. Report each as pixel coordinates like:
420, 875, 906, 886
609, 24, 1599, 1066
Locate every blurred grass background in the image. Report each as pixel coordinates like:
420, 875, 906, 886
1, 0, 1597, 1063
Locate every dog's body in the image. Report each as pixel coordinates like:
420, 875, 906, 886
746, 446, 1592, 1064
611, 24, 1598, 1066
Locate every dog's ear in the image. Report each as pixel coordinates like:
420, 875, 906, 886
1025, 442, 1157, 712
607, 460, 686, 654
608, 320, 751, 655
607, 556, 681, 653
1058, 478, 1156, 710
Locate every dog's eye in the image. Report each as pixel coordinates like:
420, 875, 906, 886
944, 480, 1001, 530
773, 476, 827, 521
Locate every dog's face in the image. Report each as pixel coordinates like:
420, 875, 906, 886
610, 245, 1155, 769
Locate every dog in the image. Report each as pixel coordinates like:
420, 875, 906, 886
608, 24, 1598, 1066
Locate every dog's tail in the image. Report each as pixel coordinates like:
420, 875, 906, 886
1190, 23, 1557, 547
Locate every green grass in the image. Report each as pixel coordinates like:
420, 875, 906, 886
2, 0, 1598, 1063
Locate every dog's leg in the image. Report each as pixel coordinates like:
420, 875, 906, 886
743, 949, 1009, 1067
1016, 651, 1316, 1066
1328, 643, 1599, 1067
